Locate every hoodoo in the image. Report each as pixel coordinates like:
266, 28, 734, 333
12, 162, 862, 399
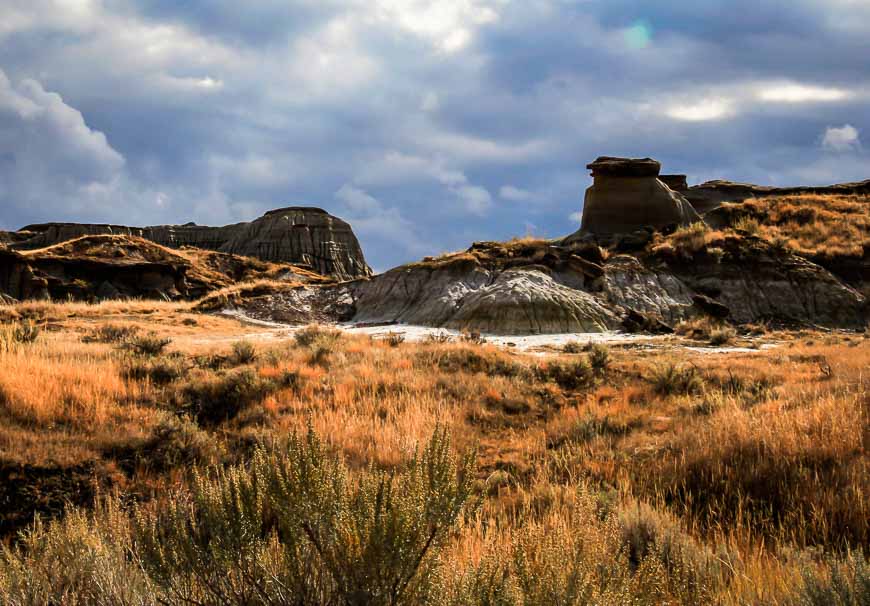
579, 157, 702, 234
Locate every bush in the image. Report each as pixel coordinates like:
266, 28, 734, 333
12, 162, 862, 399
424, 331, 453, 344
650, 363, 705, 396
122, 355, 188, 385
133, 426, 477, 605
386, 332, 406, 347
12, 320, 40, 344
540, 359, 593, 391
0, 502, 152, 604
588, 344, 610, 373
791, 552, 870, 606
125, 333, 172, 357
135, 413, 224, 471
461, 330, 486, 345
708, 326, 737, 346
229, 340, 257, 365
178, 367, 297, 425
734, 216, 761, 235
562, 341, 584, 354
0, 320, 40, 351
82, 323, 139, 344
433, 348, 524, 378
617, 502, 720, 603
294, 325, 342, 348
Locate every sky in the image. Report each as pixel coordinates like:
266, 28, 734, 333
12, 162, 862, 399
1, 0, 868, 271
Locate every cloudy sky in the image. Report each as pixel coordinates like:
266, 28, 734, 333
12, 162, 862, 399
1, 0, 868, 270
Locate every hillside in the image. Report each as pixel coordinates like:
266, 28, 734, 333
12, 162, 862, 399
7, 206, 372, 280
1, 235, 328, 303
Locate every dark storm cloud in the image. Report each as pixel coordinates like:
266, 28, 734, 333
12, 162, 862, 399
0, 0, 867, 270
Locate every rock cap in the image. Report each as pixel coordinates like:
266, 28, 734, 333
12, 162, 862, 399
659, 174, 688, 191
587, 157, 661, 178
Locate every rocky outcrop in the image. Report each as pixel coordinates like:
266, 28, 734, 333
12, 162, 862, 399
659, 175, 689, 192
684, 179, 870, 214
0, 235, 327, 303
578, 157, 702, 235
652, 235, 867, 327
11, 207, 371, 281
226, 232, 867, 333
347, 262, 621, 334
0, 247, 49, 301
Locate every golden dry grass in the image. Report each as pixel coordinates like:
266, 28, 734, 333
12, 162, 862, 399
721, 193, 870, 258
0, 311, 867, 603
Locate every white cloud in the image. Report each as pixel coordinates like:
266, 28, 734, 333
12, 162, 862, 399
333, 184, 430, 265
569, 211, 583, 224
454, 184, 492, 215
665, 98, 734, 122
368, 0, 501, 53
757, 83, 851, 103
499, 185, 537, 202
355, 151, 493, 215
335, 184, 382, 213
822, 124, 861, 152
421, 91, 440, 112
0, 69, 124, 182
659, 79, 858, 124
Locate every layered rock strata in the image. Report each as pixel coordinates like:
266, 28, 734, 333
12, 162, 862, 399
11, 207, 371, 280
227, 236, 867, 334
579, 157, 702, 234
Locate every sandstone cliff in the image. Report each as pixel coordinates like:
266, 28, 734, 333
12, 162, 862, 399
10, 207, 371, 281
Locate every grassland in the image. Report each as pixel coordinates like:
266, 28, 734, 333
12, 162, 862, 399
0, 299, 866, 604
710, 193, 869, 259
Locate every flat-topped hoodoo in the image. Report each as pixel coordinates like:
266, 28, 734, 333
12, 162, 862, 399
579, 157, 701, 234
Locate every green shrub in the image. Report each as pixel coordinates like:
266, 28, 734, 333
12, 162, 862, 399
180, 368, 278, 425
791, 552, 870, 606
617, 503, 720, 603
82, 323, 139, 344
587, 344, 610, 373
294, 325, 342, 348
562, 341, 585, 354
0, 502, 153, 605
461, 330, 487, 345
133, 426, 477, 605
734, 216, 761, 235
136, 413, 224, 471
424, 331, 453, 344
125, 333, 172, 357
540, 359, 593, 391
433, 348, 524, 378
122, 355, 188, 385
650, 363, 704, 396
0, 321, 41, 352
229, 340, 257, 365
12, 320, 40, 344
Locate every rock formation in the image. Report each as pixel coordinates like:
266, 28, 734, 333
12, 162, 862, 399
578, 157, 702, 235
659, 175, 688, 191
0, 235, 326, 303
9, 207, 371, 281
223, 232, 867, 334
683, 179, 870, 214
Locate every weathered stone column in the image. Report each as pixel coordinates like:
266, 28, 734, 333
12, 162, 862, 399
579, 157, 702, 234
